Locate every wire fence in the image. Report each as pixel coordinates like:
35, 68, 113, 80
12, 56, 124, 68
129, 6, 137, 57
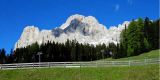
0, 58, 159, 70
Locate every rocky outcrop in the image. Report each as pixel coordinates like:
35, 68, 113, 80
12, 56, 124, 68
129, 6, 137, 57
14, 14, 130, 49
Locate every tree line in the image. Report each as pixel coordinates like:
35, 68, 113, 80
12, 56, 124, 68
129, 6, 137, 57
0, 17, 159, 64
13, 40, 112, 63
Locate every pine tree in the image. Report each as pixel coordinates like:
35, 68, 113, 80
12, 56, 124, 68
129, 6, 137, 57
0, 48, 6, 64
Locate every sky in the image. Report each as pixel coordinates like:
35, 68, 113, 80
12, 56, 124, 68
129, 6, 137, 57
0, 0, 159, 54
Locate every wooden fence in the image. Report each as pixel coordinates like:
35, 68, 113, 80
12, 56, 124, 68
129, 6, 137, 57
0, 58, 159, 70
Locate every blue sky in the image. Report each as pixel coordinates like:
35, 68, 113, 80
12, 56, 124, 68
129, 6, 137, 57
0, 0, 159, 54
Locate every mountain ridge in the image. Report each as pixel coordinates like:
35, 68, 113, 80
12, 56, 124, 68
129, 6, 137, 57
14, 14, 130, 49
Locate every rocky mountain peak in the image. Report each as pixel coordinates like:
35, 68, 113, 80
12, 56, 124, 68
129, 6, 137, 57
14, 14, 130, 50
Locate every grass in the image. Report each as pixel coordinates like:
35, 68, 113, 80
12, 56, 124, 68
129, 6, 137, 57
97, 49, 160, 61
0, 64, 159, 80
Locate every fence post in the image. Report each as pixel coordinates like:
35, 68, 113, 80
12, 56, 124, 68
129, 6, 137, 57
48, 62, 50, 68
129, 60, 131, 67
145, 59, 147, 65
112, 61, 114, 66
17, 64, 18, 69
96, 61, 98, 67
0, 64, 2, 69
33, 63, 34, 68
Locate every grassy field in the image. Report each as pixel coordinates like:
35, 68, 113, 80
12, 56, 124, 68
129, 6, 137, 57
0, 64, 159, 80
0, 49, 159, 80
97, 49, 160, 61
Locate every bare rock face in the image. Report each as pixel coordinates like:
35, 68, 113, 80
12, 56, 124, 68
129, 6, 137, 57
15, 26, 40, 48
14, 14, 130, 49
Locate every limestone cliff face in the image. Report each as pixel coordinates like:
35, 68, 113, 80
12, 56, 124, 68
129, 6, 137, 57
14, 14, 130, 49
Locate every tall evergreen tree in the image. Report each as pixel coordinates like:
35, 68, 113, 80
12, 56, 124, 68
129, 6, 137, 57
0, 48, 6, 64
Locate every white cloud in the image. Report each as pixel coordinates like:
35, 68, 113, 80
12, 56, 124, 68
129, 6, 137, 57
114, 4, 120, 11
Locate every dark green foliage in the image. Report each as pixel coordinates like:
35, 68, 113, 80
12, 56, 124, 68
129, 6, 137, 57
108, 43, 117, 59
120, 18, 159, 57
6, 49, 14, 63
0, 48, 6, 64
13, 39, 110, 63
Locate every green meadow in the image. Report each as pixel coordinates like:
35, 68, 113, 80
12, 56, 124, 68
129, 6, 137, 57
0, 64, 159, 80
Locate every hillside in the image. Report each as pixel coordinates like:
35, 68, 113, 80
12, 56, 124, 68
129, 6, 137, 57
96, 49, 159, 61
